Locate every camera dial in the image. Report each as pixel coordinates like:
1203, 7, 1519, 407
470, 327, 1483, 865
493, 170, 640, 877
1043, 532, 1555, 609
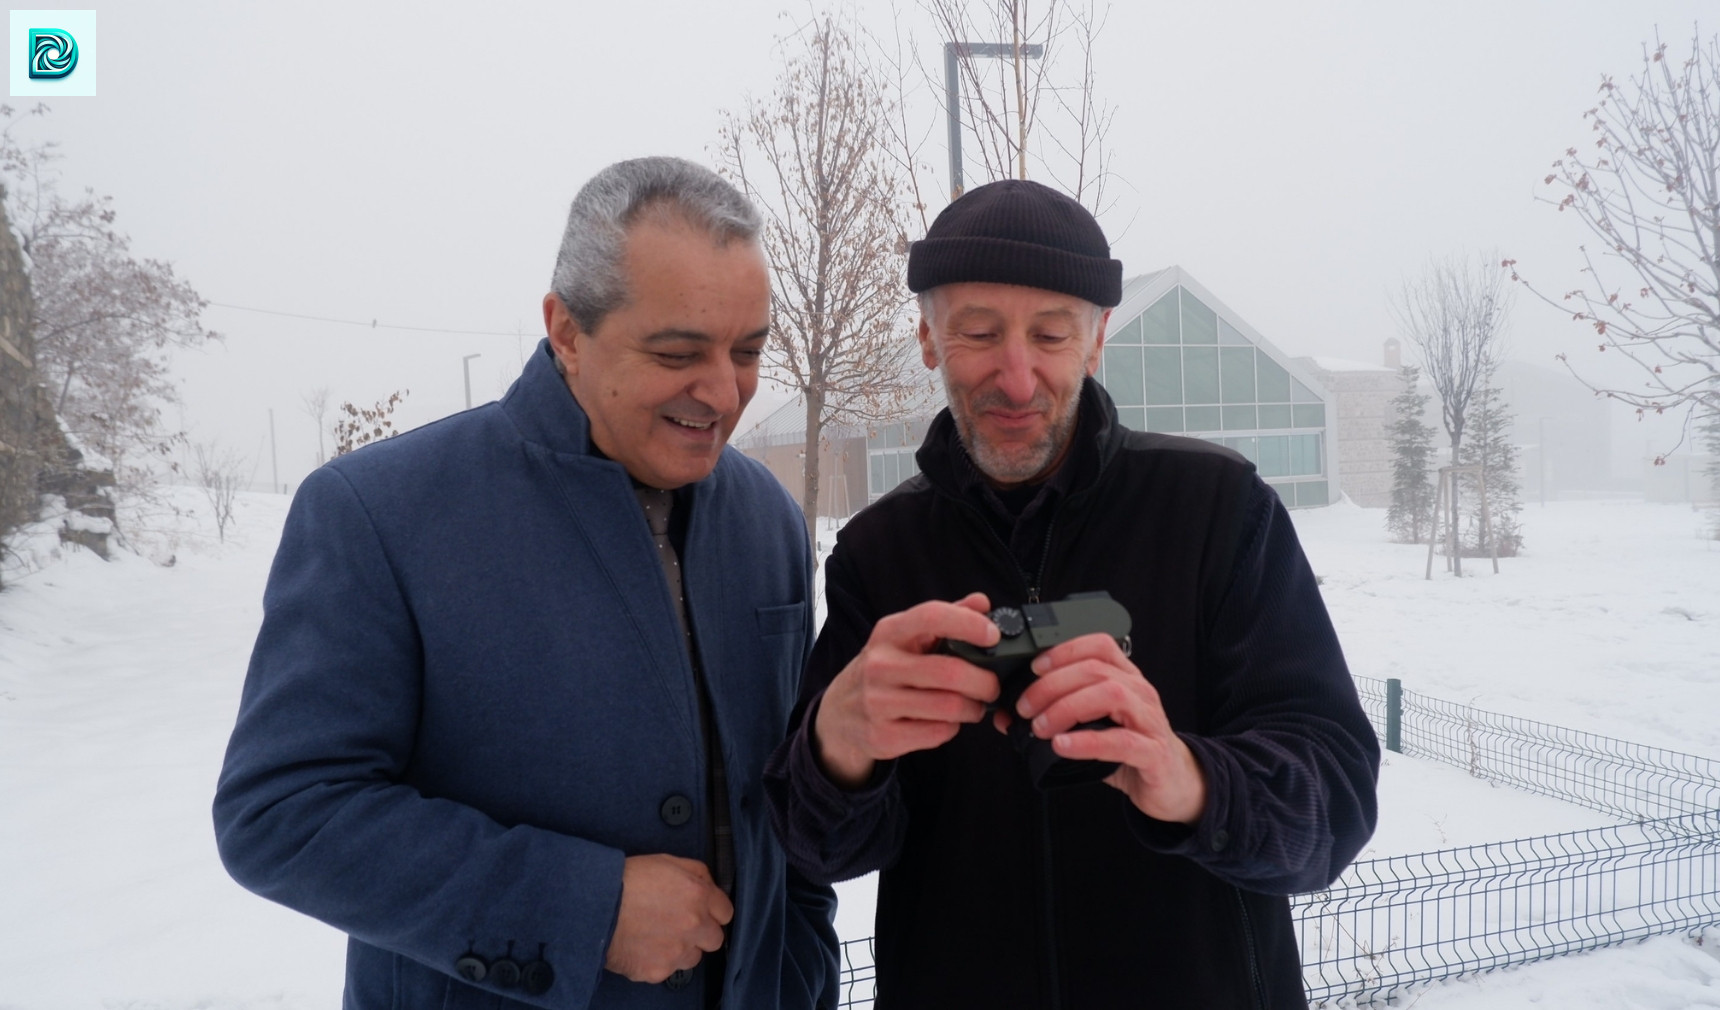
990, 606, 1026, 640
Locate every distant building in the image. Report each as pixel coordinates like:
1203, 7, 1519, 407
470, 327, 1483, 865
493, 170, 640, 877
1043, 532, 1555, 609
1643, 452, 1718, 505
739, 268, 1382, 512
1490, 360, 1613, 502
730, 403, 871, 520
1296, 347, 1400, 508
856, 267, 1340, 509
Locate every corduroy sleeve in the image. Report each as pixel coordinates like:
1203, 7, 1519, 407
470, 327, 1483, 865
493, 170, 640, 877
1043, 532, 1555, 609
1127, 480, 1381, 894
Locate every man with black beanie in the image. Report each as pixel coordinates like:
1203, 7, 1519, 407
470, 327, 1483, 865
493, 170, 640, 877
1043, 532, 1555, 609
763, 179, 1379, 1008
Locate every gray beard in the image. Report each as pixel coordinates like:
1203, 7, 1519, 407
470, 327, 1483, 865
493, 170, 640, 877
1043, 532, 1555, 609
940, 367, 1082, 485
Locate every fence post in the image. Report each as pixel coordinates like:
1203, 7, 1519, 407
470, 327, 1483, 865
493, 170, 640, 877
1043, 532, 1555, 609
1385, 678, 1402, 753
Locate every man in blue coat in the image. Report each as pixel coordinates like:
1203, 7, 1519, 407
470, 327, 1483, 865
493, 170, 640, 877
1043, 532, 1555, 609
214, 157, 839, 1010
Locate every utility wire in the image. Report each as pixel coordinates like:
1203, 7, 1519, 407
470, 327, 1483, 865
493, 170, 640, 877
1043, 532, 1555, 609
208, 301, 525, 338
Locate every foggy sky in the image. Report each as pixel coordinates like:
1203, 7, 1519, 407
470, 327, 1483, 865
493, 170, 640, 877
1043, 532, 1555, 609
23, 0, 1713, 489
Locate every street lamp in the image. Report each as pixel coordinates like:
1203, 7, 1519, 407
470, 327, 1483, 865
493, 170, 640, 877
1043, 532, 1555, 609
944, 41, 1044, 200
462, 353, 482, 409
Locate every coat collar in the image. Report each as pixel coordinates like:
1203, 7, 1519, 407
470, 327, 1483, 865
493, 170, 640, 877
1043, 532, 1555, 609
499, 338, 744, 501
500, 338, 596, 456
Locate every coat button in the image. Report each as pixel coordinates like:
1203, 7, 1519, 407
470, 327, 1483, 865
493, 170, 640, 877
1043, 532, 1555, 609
454, 955, 488, 982
1211, 828, 1230, 853
521, 959, 555, 996
665, 967, 693, 990
490, 958, 520, 988
660, 794, 693, 827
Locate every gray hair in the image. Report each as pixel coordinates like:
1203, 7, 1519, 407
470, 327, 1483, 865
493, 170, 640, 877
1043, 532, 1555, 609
549, 157, 761, 334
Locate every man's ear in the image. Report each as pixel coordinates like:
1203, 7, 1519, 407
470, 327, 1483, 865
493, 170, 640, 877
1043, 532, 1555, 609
544, 294, 583, 377
917, 315, 940, 370
1086, 308, 1112, 377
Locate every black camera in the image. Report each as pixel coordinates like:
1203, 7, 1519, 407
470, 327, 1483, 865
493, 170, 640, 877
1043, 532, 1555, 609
944, 591, 1132, 789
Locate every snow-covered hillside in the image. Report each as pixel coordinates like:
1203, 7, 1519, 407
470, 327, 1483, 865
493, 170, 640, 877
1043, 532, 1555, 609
0, 492, 1716, 1008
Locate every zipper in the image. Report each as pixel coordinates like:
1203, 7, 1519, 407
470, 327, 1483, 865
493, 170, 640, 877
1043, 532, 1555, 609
1232, 886, 1268, 1010
1024, 518, 1058, 604
928, 395, 1121, 1010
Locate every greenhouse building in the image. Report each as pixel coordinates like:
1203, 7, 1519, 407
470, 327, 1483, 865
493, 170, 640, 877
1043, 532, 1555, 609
864, 266, 1338, 508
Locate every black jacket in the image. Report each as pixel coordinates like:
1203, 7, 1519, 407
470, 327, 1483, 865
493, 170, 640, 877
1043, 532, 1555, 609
765, 380, 1379, 1009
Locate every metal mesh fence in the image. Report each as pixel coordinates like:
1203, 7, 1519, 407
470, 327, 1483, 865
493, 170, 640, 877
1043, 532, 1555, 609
1354, 675, 1720, 821
838, 937, 876, 1009
1295, 810, 1720, 1004
833, 682, 1720, 1007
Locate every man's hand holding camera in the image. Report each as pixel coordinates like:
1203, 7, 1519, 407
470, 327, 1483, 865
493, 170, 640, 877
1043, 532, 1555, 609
814, 590, 1206, 826
813, 593, 1001, 789
1013, 634, 1207, 825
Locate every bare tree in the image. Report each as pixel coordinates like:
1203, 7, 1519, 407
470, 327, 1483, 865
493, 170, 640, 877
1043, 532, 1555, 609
718, 13, 922, 536
918, 0, 1115, 213
300, 386, 331, 465
1392, 252, 1513, 574
1507, 30, 1720, 445
0, 105, 218, 493
190, 439, 250, 544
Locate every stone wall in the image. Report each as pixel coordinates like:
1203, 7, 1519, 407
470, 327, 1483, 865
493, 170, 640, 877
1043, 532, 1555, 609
1298, 360, 1399, 508
740, 435, 869, 522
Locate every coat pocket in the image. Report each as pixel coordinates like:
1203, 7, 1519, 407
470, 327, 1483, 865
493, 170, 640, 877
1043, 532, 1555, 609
755, 602, 806, 637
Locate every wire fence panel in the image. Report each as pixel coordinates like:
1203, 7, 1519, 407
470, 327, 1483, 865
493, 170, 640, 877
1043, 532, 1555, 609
838, 937, 876, 1009
1354, 676, 1720, 821
834, 683, 1720, 1007
1295, 811, 1720, 1004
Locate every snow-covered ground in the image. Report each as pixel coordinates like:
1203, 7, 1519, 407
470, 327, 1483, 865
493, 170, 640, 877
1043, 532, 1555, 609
1295, 498, 1720, 760
0, 492, 1716, 1008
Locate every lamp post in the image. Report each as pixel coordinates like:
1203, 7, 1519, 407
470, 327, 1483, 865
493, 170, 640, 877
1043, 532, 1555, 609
462, 353, 482, 409
944, 41, 1044, 200
268, 408, 279, 494
1538, 416, 1549, 507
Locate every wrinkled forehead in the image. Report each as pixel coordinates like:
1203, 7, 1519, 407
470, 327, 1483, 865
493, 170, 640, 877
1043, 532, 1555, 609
921, 284, 1103, 333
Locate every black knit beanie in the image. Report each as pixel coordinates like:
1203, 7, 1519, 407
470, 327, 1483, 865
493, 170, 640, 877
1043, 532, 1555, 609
907, 179, 1122, 307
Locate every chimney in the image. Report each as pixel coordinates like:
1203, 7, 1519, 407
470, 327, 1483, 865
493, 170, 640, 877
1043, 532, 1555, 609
1383, 338, 1402, 370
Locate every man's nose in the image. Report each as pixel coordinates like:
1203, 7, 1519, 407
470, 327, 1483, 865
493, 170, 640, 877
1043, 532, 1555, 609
993, 336, 1038, 405
691, 355, 742, 416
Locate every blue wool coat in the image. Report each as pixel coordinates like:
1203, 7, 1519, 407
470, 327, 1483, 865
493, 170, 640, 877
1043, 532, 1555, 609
213, 341, 838, 1010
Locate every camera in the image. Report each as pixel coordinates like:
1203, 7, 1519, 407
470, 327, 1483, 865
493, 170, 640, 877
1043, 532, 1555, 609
943, 591, 1132, 789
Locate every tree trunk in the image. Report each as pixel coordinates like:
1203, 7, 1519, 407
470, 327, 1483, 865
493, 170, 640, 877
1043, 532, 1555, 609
801, 392, 823, 553
1448, 434, 1463, 576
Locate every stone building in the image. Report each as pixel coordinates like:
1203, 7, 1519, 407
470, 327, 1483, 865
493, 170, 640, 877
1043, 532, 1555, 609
730, 400, 872, 521
1295, 341, 1402, 508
